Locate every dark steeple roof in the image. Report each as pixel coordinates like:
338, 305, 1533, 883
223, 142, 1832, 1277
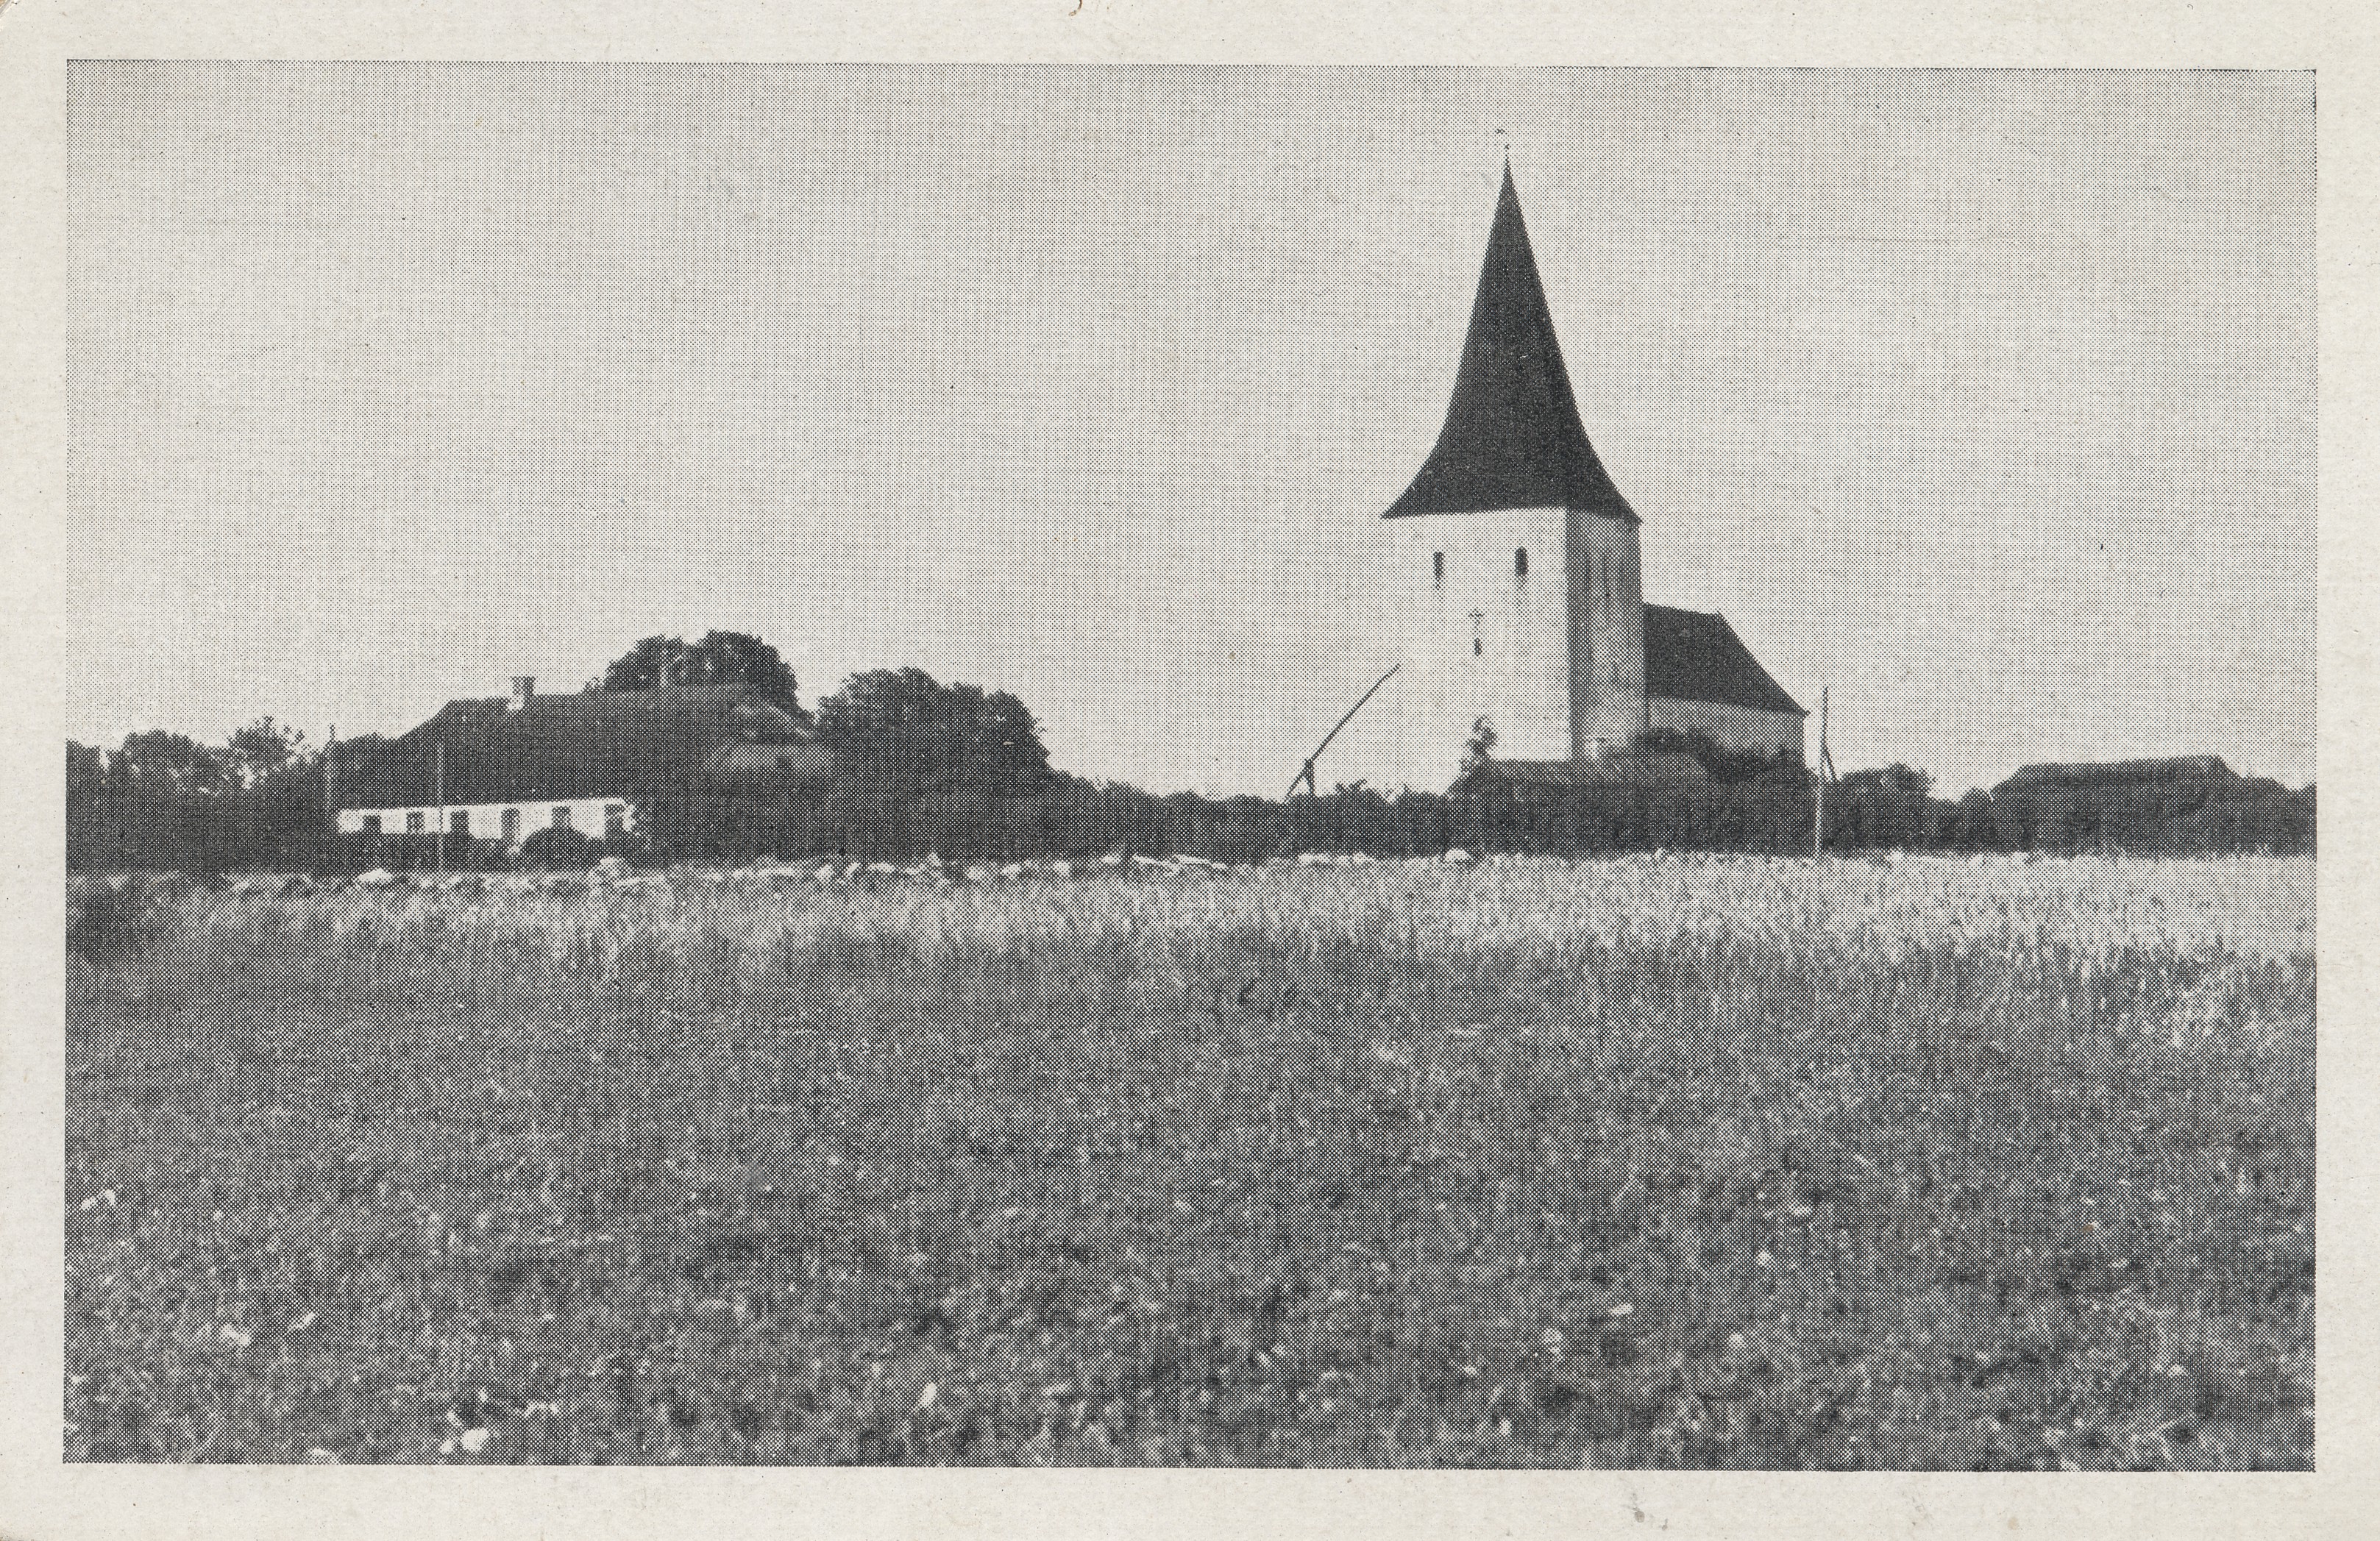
1385, 165, 1638, 523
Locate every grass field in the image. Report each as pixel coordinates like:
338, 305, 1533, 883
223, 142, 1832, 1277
64, 854, 2314, 1467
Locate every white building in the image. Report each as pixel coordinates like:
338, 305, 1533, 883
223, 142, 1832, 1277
1383, 164, 1806, 788
335, 675, 828, 850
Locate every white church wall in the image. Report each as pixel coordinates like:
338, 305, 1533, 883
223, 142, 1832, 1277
1647, 696, 1805, 762
1390, 507, 1572, 785
1567, 512, 1648, 755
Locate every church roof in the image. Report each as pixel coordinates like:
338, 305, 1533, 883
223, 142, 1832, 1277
1644, 605, 1806, 716
1384, 165, 1640, 524
339, 683, 826, 809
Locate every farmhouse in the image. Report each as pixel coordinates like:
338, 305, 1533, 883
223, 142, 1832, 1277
335, 675, 828, 848
1385, 164, 1805, 786
1996, 755, 2237, 795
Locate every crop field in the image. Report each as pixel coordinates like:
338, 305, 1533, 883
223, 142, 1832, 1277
64, 854, 2313, 1468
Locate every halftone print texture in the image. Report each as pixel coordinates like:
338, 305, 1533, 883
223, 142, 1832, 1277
65, 64, 2311, 1469
65, 860, 2315, 1467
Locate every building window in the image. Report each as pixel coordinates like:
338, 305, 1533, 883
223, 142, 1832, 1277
360, 814, 381, 837
501, 808, 520, 843
1515, 547, 1529, 579
551, 805, 572, 830
1432, 551, 1444, 587
450, 809, 469, 837
405, 811, 425, 833
605, 803, 626, 840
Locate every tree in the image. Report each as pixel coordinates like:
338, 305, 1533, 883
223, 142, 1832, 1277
1639, 726, 1797, 787
1833, 764, 1936, 850
224, 715, 309, 789
817, 669, 1053, 796
589, 630, 806, 718
66, 741, 110, 871
67, 740, 106, 797
110, 731, 229, 799
1459, 716, 1499, 780
814, 669, 1054, 857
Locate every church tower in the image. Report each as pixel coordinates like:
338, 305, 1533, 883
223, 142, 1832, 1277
1384, 163, 1647, 783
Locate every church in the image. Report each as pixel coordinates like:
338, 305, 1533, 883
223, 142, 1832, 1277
1384, 165, 1805, 786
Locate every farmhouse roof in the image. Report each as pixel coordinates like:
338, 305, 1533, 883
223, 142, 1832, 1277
1643, 605, 1806, 717
1384, 165, 1640, 524
1996, 756, 2236, 794
338, 683, 828, 809
1471, 751, 1712, 790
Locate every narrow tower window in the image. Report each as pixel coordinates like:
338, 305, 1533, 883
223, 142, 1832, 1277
1515, 547, 1529, 580
1432, 551, 1444, 587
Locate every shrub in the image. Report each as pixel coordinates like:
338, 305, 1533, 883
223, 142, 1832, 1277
66, 883, 152, 964
517, 825, 600, 869
1639, 727, 1801, 787
335, 830, 487, 874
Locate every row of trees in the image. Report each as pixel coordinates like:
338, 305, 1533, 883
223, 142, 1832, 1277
67, 717, 365, 875
588, 630, 806, 716
65, 647, 1056, 872
68, 636, 2315, 873
642, 762, 2308, 866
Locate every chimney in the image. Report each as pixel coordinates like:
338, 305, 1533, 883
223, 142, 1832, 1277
509, 675, 536, 711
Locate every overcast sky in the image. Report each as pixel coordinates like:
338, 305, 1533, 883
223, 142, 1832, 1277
63, 63, 2313, 794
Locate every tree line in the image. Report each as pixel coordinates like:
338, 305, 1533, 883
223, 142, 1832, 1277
68, 641, 2315, 873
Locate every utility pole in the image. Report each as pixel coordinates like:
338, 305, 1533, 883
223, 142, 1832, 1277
1813, 687, 1830, 860
435, 740, 447, 876
324, 725, 338, 838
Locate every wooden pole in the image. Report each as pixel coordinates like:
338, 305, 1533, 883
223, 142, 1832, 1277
1813, 687, 1829, 860
324, 725, 338, 838
435, 740, 447, 876
1287, 663, 1399, 800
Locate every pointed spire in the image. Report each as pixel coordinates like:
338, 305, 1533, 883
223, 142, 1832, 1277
1385, 166, 1638, 523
